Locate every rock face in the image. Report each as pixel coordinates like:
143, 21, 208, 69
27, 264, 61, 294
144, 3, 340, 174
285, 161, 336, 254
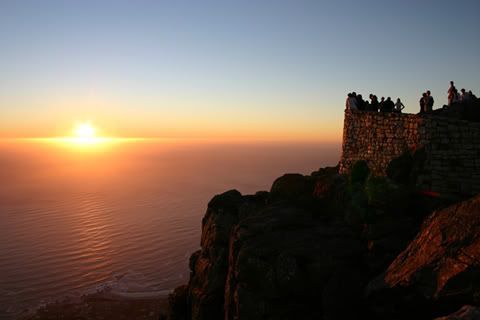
367, 194, 480, 318
223, 204, 365, 320
169, 161, 480, 320
169, 169, 375, 320
187, 190, 244, 320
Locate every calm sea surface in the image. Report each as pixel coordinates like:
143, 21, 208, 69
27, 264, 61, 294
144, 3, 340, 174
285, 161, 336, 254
0, 140, 339, 318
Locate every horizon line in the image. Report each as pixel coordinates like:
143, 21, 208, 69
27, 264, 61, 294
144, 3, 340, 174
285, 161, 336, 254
0, 136, 341, 144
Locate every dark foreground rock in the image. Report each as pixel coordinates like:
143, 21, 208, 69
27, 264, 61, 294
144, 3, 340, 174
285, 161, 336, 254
171, 184, 369, 320
367, 194, 480, 319
169, 163, 438, 320
186, 190, 244, 320
435, 306, 480, 320
223, 204, 366, 320
169, 159, 480, 320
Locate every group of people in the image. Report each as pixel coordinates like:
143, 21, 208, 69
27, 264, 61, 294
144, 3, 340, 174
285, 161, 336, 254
419, 81, 478, 113
448, 81, 477, 106
419, 90, 434, 113
346, 92, 405, 113
347, 81, 478, 115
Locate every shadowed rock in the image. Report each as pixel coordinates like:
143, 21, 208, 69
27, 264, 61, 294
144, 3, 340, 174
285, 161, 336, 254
223, 204, 366, 320
187, 190, 244, 320
367, 194, 480, 318
435, 305, 480, 320
269, 173, 315, 203
169, 162, 480, 320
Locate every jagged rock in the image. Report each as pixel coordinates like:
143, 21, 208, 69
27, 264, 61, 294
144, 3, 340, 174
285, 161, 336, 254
167, 285, 188, 320
182, 190, 272, 320
367, 194, 480, 318
187, 190, 244, 320
170, 163, 480, 320
223, 204, 366, 320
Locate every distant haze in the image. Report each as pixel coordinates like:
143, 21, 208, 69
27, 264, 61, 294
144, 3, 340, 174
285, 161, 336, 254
1, 0, 479, 139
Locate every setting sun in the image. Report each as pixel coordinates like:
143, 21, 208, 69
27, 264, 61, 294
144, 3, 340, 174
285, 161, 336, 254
74, 122, 96, 139
66, 122, 109, 147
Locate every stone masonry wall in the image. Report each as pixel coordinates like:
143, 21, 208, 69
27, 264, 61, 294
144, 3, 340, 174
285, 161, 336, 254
339, 110, 480, 195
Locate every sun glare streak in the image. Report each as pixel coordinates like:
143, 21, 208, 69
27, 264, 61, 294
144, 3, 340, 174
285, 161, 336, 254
12, 137, 146, 152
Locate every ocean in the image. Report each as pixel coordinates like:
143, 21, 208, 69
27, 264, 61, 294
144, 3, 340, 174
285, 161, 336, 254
0, 139, 339, 318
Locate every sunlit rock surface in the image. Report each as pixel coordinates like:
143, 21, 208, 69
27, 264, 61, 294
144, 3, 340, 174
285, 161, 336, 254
367, 194, 480, 318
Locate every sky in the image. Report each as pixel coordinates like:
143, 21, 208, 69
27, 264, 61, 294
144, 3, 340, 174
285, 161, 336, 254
1, 0, 479, 141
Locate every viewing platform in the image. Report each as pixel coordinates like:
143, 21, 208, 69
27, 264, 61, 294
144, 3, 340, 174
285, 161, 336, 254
339, 110, 480, 195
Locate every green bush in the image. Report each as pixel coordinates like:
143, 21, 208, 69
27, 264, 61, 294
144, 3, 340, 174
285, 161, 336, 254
349, 160, 370, 186
364, 175, 410, 214
386, 152, 414, 184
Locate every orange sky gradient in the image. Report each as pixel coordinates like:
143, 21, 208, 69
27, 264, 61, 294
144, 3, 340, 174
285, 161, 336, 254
3, 1, 478, 143
1, 95, 344, 142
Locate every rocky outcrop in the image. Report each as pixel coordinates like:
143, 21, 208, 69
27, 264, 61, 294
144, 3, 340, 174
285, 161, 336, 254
169, 159, 480, 320
186, 190, 244, 320
223, 203, 366, 320
169, 168, 379, 320
367, 194, 480, 318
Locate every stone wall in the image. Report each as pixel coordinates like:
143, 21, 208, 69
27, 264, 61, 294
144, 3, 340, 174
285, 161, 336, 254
339, 110, 480, 195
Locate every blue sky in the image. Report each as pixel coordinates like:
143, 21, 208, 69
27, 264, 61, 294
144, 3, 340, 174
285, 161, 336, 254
1, 0, 479, 139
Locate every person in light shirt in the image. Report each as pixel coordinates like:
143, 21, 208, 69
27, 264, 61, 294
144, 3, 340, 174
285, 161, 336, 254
394, 98, 405, 113
346, 92, 359, 110
460, 88, 471, 102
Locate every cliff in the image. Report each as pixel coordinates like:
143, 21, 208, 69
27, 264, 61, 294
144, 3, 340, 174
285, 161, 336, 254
164, 100, 480, 320
168, 102, 480, 320
167, 155, 480, 319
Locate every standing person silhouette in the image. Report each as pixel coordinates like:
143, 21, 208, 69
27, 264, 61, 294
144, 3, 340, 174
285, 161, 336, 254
394, 98, 405, 113
419, 93, 426, 113
426, 90, 434, 112
448, 81, 457, 106
370, 94, 379, 112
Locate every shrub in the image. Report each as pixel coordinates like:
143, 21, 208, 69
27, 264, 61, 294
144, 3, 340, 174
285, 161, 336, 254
386, 152, 414, 184
364, 175, 410, 215
349, 160, 370, 186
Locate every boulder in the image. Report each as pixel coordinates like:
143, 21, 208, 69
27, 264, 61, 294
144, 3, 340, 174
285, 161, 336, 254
269, 174, 315, 202
312, 167, 343, 200
367, 194, 480, 318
